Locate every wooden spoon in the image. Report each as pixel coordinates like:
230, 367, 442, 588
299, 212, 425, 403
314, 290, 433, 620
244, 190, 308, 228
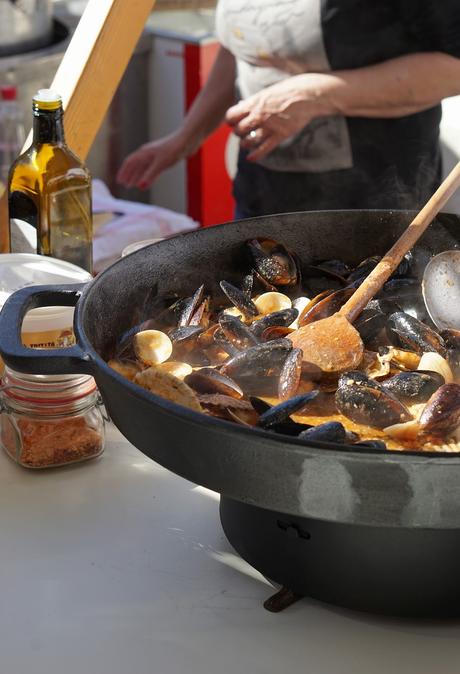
289, 161, 460, 372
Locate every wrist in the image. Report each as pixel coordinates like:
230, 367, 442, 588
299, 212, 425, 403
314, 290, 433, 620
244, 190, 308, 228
296, 72, 343, 118
174, 127, 201, 158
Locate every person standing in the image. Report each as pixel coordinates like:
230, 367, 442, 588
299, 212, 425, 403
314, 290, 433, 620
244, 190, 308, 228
117, 1, 460, 218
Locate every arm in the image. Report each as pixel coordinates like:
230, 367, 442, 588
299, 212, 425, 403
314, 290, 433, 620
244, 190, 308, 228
117, 46, 236, 189
227, 52, 460, 161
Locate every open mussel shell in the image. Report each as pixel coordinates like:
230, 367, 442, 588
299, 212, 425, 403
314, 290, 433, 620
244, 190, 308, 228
298, 287, 354, 328
220, 280, 258, 318
185, 368, 243, 399
218, 313, 259, 350
169, 325, 204, 345
247, 238, 299, 287
221, 338, 292, 379
251, 308, 298, 339
220, 338, 292, 396
336, 372, 412, 429
353, 308, 387, 345
347, 255, 381, 284
177, 284, 205, 327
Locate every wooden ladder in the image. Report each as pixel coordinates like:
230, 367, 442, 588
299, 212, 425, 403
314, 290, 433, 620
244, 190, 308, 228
0, 0, 157, 253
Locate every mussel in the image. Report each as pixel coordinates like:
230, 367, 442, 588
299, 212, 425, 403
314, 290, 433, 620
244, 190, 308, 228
278, 348, 303, 400
184, 368, 243, 399
247, 238, 298, 287
218, 314, 259, 350
251, 308, 298, 339
257, 391, 319, 429
419, 384, 460, 436
220, 280, 258, 318
221, 338, 292, 395
387, 312, 446, 356
298, 421, 347, 444
336, 372, 412, 429
382, 370, 444, 404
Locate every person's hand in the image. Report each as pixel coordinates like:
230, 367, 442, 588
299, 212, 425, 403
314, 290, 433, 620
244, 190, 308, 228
116, 132, 187, 190
226, 74, 335, 162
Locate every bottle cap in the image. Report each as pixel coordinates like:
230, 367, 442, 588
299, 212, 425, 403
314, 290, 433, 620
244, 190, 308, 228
33, 89, 62, 111
1, 85, 17, 101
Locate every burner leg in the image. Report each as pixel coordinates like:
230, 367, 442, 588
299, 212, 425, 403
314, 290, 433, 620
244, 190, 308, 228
263, 586, 302, 613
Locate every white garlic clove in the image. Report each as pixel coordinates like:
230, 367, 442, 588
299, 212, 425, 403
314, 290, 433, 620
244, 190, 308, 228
417, 352, 453, 384
133, 329, 173, 365
290, 296, 311, 329
254, 292, 292, 316
383, 419, 421, 441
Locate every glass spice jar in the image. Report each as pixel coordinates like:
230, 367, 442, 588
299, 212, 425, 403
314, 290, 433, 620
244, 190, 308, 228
0, 368, 105, 469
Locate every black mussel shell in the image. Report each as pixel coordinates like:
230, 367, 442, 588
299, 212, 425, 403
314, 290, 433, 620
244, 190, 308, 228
353, 308, 387, 344
169, 325, 204, 344
419, 384, 460, 436
185, 368, 243, 399
441, 329, 460, 351
247, 238, 298, 287
299, 421, 347, 444
251, 308, 298, 339
347, 256, 380, 284
218, 314, 259, 350
298, 287, 354, 328
177, 285, 205, 327
257, 391, 319, 429
336, 376, 412, 429
387, 312, 446, 356
337, 371, 381, 391
354, 440, 388, 450
221, 339, 292, 379
382, 370, 444, 404
220, 280, 258, 318
278, 348, 303, 400
213, 329, 240, 357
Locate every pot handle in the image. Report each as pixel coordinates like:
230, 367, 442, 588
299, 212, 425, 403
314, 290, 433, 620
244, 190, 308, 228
0, 284, 94, 375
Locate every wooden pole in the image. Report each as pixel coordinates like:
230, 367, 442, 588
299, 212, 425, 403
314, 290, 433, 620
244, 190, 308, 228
0, 0, 157, 253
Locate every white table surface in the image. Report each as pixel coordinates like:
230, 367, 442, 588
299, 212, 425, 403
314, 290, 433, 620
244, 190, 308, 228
1, 423, 460, 674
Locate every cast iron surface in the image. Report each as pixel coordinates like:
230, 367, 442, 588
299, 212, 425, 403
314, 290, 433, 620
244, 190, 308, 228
1, 210, 460, 528
220, 496, 460, 617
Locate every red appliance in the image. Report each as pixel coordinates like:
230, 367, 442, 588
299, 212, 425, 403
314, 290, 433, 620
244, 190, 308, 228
148, 12, 235, 227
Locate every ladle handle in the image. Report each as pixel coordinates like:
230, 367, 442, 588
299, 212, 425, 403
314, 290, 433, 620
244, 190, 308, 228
340, 160, 460, 324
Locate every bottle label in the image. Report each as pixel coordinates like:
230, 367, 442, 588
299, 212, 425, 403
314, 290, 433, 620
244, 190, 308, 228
9, 190, 39, 254
10, 217, 37, 254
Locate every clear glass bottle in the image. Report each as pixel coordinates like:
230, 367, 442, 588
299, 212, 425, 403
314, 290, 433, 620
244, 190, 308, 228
8, 89, 93, 273
0, 85, 25, 196
0, 368, 105, 469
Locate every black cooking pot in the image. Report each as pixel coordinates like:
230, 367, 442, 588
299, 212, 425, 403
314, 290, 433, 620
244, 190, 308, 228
2, 210, 460, 617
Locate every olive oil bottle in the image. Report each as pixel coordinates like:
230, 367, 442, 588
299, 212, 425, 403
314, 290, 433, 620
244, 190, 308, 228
8, 89, 93, 273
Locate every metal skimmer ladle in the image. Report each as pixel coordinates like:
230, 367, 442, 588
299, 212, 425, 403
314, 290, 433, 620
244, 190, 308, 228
422, 250, 460, 331
289, 160, 460, 372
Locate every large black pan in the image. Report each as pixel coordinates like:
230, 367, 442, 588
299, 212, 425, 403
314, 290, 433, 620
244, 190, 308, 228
1, 210, 460, 533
